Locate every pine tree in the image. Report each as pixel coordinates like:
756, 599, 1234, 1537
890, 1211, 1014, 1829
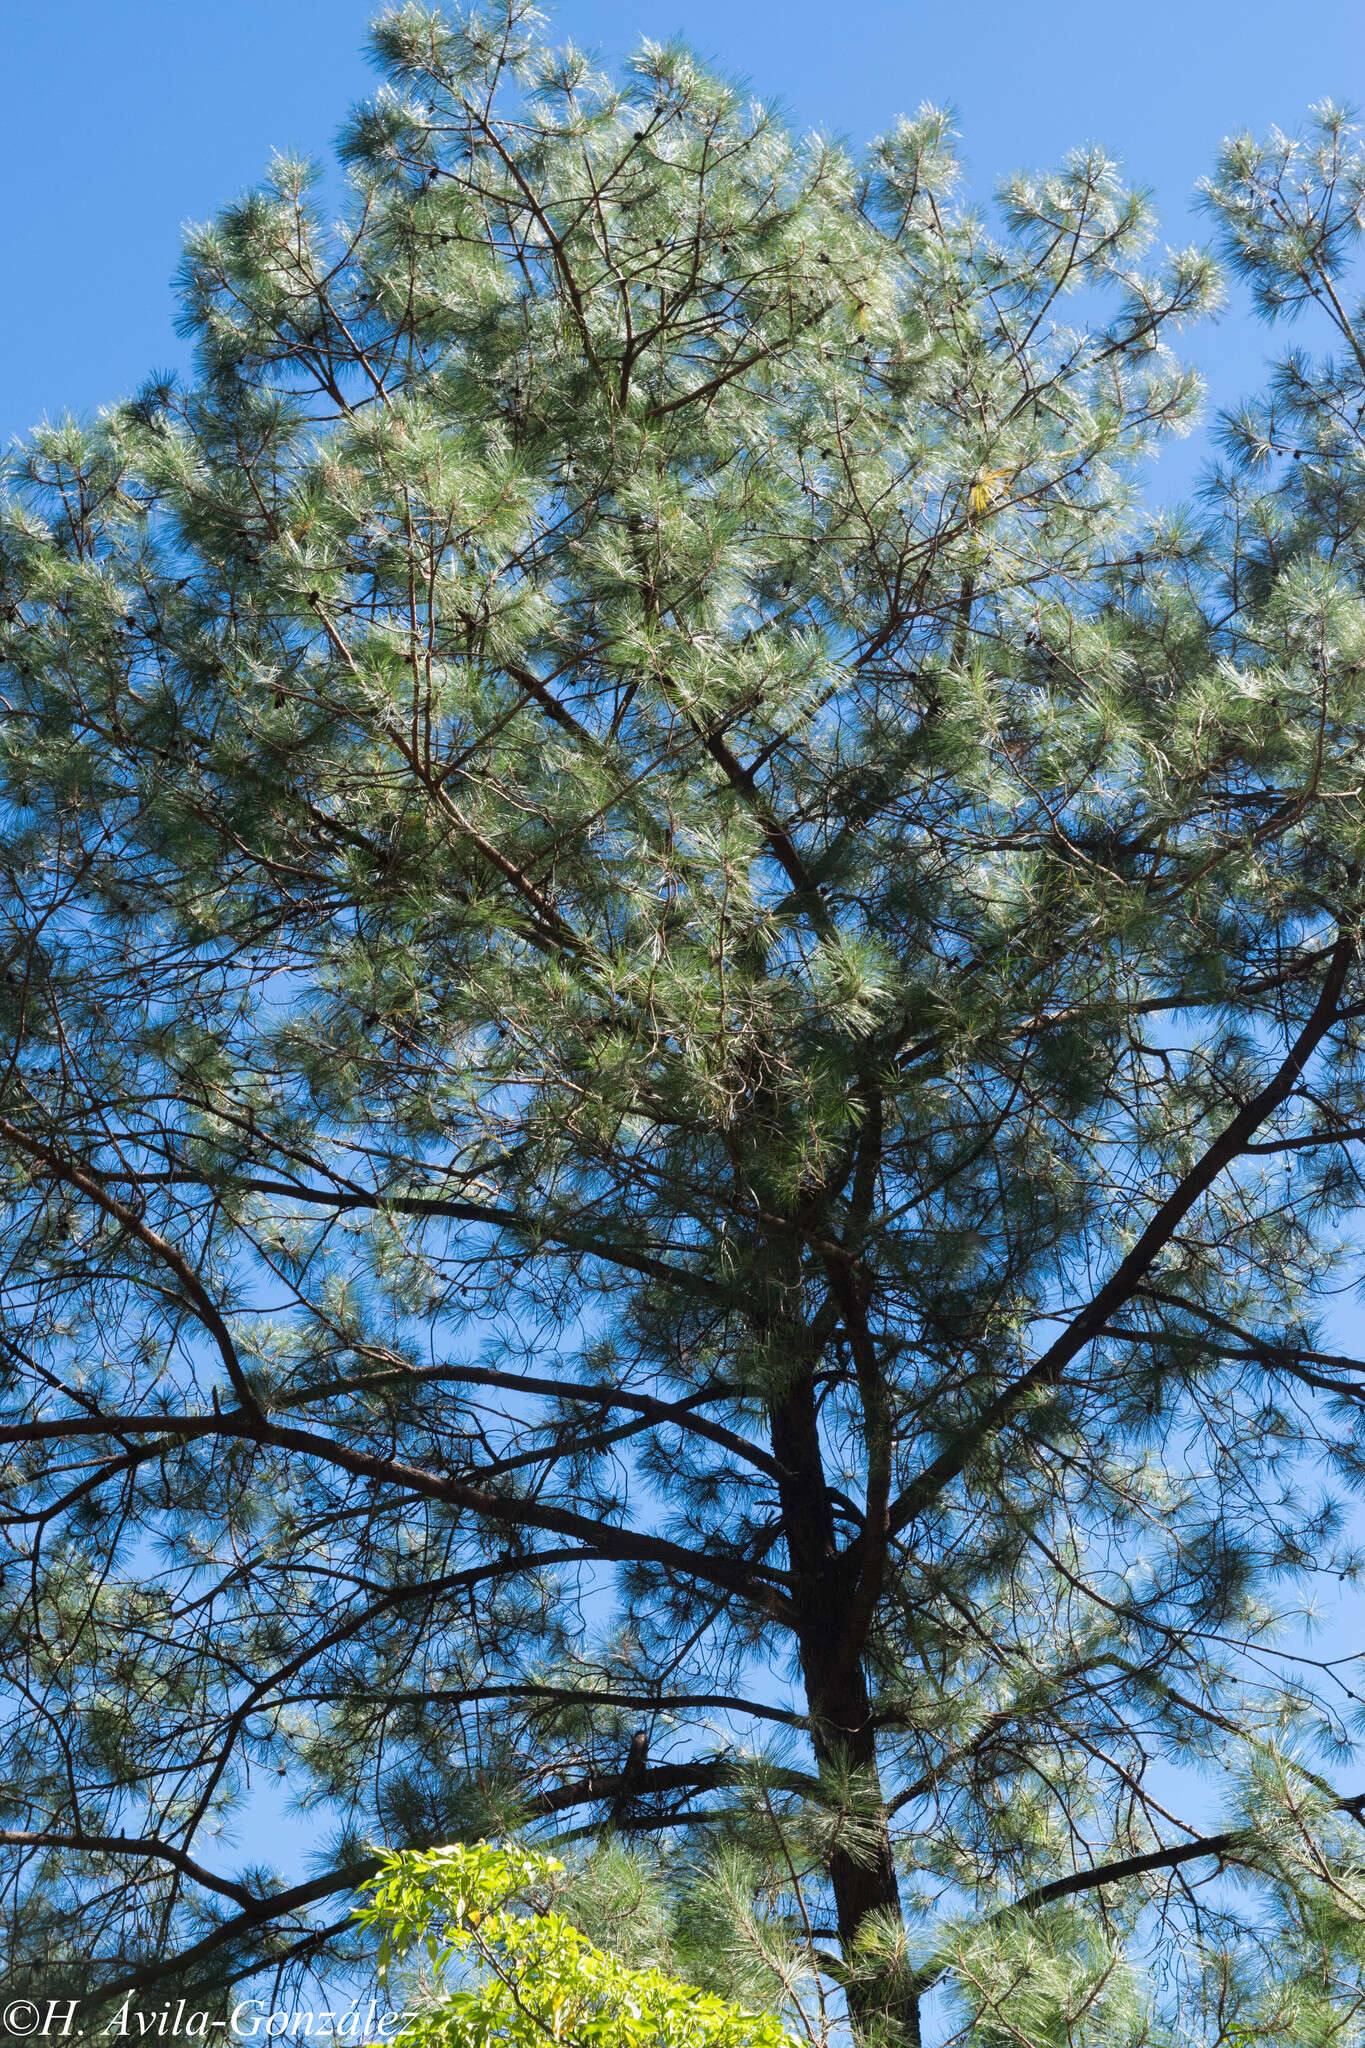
4, 9, 1365, 2042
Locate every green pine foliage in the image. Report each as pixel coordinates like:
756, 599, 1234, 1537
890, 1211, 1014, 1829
5, 7, 1365, 2042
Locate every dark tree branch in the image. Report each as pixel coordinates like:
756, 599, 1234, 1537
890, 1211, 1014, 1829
0, 1830, 256, 1909
889, 932, 1356, 1535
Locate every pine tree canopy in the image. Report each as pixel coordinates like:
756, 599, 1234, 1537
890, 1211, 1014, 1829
6, 8, 1365, 2040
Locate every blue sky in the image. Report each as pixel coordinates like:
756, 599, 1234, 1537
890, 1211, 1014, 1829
2, 0, 1363, 473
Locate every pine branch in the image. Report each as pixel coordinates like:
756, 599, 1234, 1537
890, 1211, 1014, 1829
888, 931, 1357, 1535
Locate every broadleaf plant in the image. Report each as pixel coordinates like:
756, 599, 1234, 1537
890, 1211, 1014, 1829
354, 1841, 798, 2048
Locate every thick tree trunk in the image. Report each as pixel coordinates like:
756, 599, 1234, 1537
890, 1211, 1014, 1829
770, 1369, 921, 2048
808, 1655, 921, 2048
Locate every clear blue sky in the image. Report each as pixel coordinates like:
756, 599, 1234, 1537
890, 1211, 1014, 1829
3, 0, 1364, 476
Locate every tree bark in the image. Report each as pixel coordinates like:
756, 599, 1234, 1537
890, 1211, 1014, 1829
769, 1367, 920, 2048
